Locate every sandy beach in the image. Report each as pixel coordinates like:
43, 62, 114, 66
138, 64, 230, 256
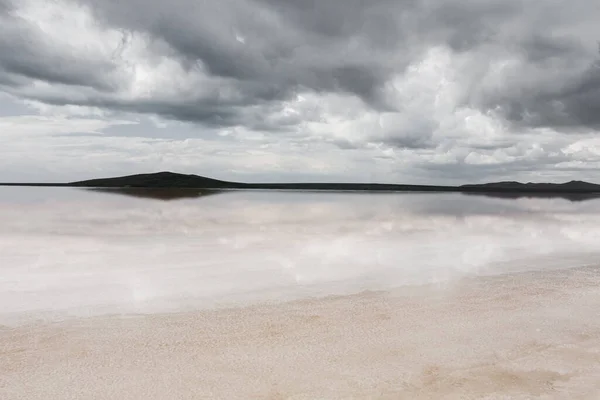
3, 265, 600, 400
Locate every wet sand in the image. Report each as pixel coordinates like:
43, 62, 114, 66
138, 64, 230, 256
3, 266, 600, 399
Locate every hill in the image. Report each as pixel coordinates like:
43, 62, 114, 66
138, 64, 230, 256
69, 171, 243, 189
68, 171, 456, 191
460, 180, 600, 193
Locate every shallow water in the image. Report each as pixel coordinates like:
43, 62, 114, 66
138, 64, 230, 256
3, 187, 600, 399
2, 187, 600, 323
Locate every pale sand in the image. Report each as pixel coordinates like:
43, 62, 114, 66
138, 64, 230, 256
3, 267, 600, 399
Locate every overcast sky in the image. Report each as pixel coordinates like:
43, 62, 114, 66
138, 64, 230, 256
1, 0, 600, 184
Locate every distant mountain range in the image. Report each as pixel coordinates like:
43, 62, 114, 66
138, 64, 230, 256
460, 180, 600, 192
2, 172, 600, 197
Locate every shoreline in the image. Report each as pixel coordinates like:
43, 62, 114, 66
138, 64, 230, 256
4, 184, 600, 203
3, 181, 600, 193
3, 265, 600, 399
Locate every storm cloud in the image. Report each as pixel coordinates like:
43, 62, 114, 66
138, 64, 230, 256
0, 0, 600, 183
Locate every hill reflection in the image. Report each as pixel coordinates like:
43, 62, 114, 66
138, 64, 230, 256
463, 192, 600, 202
84, 187, 600, 202
86, 187, 225, 201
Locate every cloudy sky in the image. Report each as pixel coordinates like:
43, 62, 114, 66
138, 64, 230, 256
1, 0, 600, 184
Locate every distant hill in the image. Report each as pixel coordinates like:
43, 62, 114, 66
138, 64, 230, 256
69, 172, 600, 193
69, 172, 244, 189
68, 171, 456, 191
460, 180, 600, 193
67, 173, 600, 193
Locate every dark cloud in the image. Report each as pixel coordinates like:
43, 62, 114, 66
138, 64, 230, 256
484, 60, 600, 130
0, 0, 599, 141
381, 136, 435, 150
0, 71, 27, 88
0, 6, 120, 92
81, 0, 405, 105
520, 34, 587, 65
0, 49, 116, 92
0, 0, 12, 12
328, 65, 390, 107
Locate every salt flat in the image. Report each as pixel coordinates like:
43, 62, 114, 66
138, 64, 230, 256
3, 266, 600, 399
1, 188, 600, 399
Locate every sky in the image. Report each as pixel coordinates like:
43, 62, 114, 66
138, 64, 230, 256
1, 0, 600, 184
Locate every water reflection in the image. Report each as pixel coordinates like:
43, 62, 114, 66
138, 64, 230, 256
89, 187, 600, 202
464, 192, 600, 202
2, 187, 600, 319
87, 187, 224, 201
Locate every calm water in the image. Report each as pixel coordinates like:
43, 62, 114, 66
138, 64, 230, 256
2, 187, 600, 322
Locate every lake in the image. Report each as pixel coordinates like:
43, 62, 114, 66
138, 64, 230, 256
2, 187, 600, 322
2, 187, 600, 398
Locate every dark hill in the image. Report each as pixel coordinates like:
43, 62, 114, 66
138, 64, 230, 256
461, 180, 600, 193
69, 171, 244, 189
69, 171, 456, 191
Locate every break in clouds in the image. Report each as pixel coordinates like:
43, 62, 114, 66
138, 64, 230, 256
0, 0, 600, 183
